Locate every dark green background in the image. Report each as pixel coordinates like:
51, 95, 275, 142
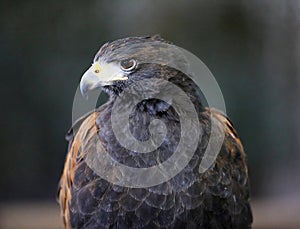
1, 0, 299, 202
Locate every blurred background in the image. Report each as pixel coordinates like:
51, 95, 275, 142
0, 0, 299, 228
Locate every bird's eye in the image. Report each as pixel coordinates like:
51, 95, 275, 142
120, 59, 137, 72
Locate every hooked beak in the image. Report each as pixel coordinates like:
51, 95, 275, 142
80, 62, 128, 97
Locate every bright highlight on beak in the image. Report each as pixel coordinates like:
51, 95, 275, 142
80, 62, 128, 97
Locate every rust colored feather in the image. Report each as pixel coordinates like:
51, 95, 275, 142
58, 112, 98, 229
210, 108, 247, 162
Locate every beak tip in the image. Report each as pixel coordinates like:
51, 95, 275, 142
82, 93, 89, 100
79, 80, 89, 99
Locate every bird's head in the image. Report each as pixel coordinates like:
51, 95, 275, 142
80, 35, 193, 98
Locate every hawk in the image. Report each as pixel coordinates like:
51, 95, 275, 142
58, 35, 252, 229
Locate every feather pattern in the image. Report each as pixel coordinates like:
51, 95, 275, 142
58, 108, 252, 228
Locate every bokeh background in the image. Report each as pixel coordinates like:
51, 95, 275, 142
1, 0, 299, 228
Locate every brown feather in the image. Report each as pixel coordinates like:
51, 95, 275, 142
58, 112, 98, 229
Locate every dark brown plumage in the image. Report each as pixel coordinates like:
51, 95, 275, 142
58, 35, 252, 229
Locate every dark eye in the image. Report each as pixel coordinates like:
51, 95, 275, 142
120, 59, 137, 72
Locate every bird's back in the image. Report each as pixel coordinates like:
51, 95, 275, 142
58, 103, 252, 229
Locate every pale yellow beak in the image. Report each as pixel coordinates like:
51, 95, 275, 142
80, 62, 128, 97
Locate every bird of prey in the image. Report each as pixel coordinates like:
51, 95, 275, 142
58, 35, 252, 229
